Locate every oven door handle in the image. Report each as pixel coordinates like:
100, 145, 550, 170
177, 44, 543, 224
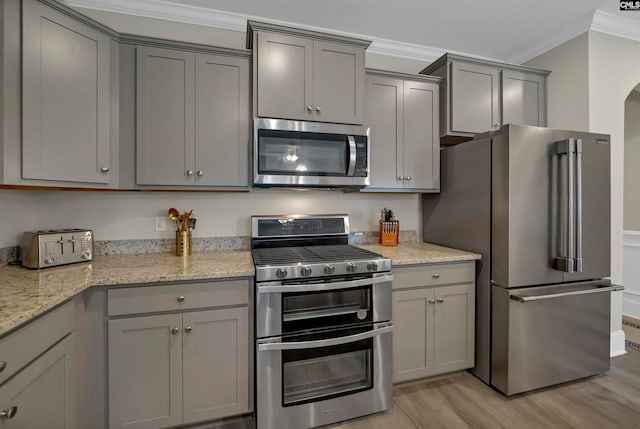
257, 273, 393, 294
257, 324, 393, 352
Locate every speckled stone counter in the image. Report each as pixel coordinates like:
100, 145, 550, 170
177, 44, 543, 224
0, 250, 253, 337
358, 242, 481, 265
0, 242, 478, 338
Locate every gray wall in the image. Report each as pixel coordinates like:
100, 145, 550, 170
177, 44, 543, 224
625, 89, 640, 231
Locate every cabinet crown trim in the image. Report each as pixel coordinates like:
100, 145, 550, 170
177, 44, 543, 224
120, 33, 251, 58
366, 68, 442, 84
420, 53, 551, 76
246, 20, 372, 50
37, 0, 120, 40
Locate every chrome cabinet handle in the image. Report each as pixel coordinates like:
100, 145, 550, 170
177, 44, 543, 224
494, 123, 500, 128
177, 295, 185, 302
428, 299, 436, 304
405, 176, 412, 181
1, 406, 18, 419
0, 361, 6, 373
171, 327, 180, 335
315, 106, 322, 112
186, 170, 193, 176
398, 176, 405, 180
196, 170, 204, 177
436, 298, 444, 303
100, 167, 110, 173
184, 326, 192, 333
307, 105, 313, 112
432, 273, 440, 278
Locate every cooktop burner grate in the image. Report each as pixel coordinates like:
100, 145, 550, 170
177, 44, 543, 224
252, 244, 382, 266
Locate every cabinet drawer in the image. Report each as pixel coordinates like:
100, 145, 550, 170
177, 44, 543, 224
108, 279, 250, 316
393, 262, 474, 290
0, 300, 74, 384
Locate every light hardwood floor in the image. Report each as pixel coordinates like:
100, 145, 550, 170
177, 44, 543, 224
214, 348, 640, 429
334, 347, 640, 429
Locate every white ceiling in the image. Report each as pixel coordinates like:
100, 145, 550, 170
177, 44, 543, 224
66, 0, 640, 64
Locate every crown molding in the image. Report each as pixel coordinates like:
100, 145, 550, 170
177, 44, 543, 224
591, 10, 640, 42
63, 0, 493, 64
504, 10, 594, 64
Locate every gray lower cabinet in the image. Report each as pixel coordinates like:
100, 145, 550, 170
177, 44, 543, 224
364, 70, 440, 192
0, 301, 76, 428
107, 280, 250, 429
249, 22, 369, 125
392, 262, 475, 383
135, 43, 249, 188
1, 0, 119, 187
421, 53, 549, 144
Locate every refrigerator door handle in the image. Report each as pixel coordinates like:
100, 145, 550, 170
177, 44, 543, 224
575, 139, 583, 272
555, 139, 576, 273
510, 284, 624, 303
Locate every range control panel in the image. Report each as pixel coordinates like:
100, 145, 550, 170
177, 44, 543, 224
20, 229, 93, 269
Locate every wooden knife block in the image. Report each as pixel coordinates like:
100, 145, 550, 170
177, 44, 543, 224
379, 220, 399, 246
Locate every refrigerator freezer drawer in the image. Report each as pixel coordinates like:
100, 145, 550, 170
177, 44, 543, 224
491, 282, 615, 395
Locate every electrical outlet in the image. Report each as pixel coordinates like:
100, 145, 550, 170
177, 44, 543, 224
155, 216, 168, 232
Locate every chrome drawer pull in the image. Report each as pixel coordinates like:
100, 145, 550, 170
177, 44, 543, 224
0, 361, 6, 373
0, 406, 18, 419
432, 273, 440, 278
177, 295, 185, 303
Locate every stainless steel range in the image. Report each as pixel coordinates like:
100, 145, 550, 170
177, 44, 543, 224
251, 214, 393, 429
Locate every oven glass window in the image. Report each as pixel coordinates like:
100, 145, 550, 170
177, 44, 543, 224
258, 130, 348, 176
282, 336, 373, 406
282, 286, 372, 333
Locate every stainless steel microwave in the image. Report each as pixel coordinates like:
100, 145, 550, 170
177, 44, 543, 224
253, 118, 370, 188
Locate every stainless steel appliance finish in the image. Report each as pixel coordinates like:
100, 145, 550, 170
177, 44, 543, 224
256, 322, 393, 429
422, 124, 615, 395
20, 229, 93, 269
253, 118, 370, 188
252, 214, 393, 429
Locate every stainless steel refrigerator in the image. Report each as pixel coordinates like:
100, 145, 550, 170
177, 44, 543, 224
423, 124, 622, 395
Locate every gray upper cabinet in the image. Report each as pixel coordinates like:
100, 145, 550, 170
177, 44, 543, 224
364, 70, 440, 192
136, 47, 195, 186
421, 53, 549, 144
134, 41, 250, 188
1, 0, 119, 187
248, 21, 370, 125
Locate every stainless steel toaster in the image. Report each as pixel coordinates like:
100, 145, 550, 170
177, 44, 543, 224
20, 229, 94, 269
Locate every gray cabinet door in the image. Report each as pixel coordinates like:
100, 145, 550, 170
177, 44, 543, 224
136, 47, 195, 185
502, 70, 546, 127
195, 54, 249, 187
392, 288, 434, 383
108, 314, 183, 429
433, 283, 475, 374
365, 75, 403, 189
450, 61, 500, 134
0, 334, 76, 429
22, 0, 111, 184
256, 32, 313, 121
183, 308, 249, 423
403, 80, 439, 190
314, 41, 365, 125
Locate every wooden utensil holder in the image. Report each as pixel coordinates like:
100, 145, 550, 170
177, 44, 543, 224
176, 230, 192, 256
379, 220, 399, 246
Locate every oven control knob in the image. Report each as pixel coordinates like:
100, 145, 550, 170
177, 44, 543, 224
324, 264, 335, 275
346, 262, 357, 273
367, 262, 379, 272
276, 268, 288, 279
300, 266, 312, 277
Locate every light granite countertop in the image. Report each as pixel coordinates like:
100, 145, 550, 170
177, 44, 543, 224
358, 242, 481, 265
0, 242, 479, 338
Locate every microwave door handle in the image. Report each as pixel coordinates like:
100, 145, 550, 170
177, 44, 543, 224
257, 273, 393, 294
347, 136, 356, 176
257, 324, 393, 351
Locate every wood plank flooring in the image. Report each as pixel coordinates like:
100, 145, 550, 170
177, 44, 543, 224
211, 347, 640, 429
333, 347, 640, 429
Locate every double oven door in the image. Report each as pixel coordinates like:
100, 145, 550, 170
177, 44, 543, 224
255, 272, 393, 429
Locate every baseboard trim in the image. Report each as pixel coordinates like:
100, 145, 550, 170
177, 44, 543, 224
611, 329, 627, 357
